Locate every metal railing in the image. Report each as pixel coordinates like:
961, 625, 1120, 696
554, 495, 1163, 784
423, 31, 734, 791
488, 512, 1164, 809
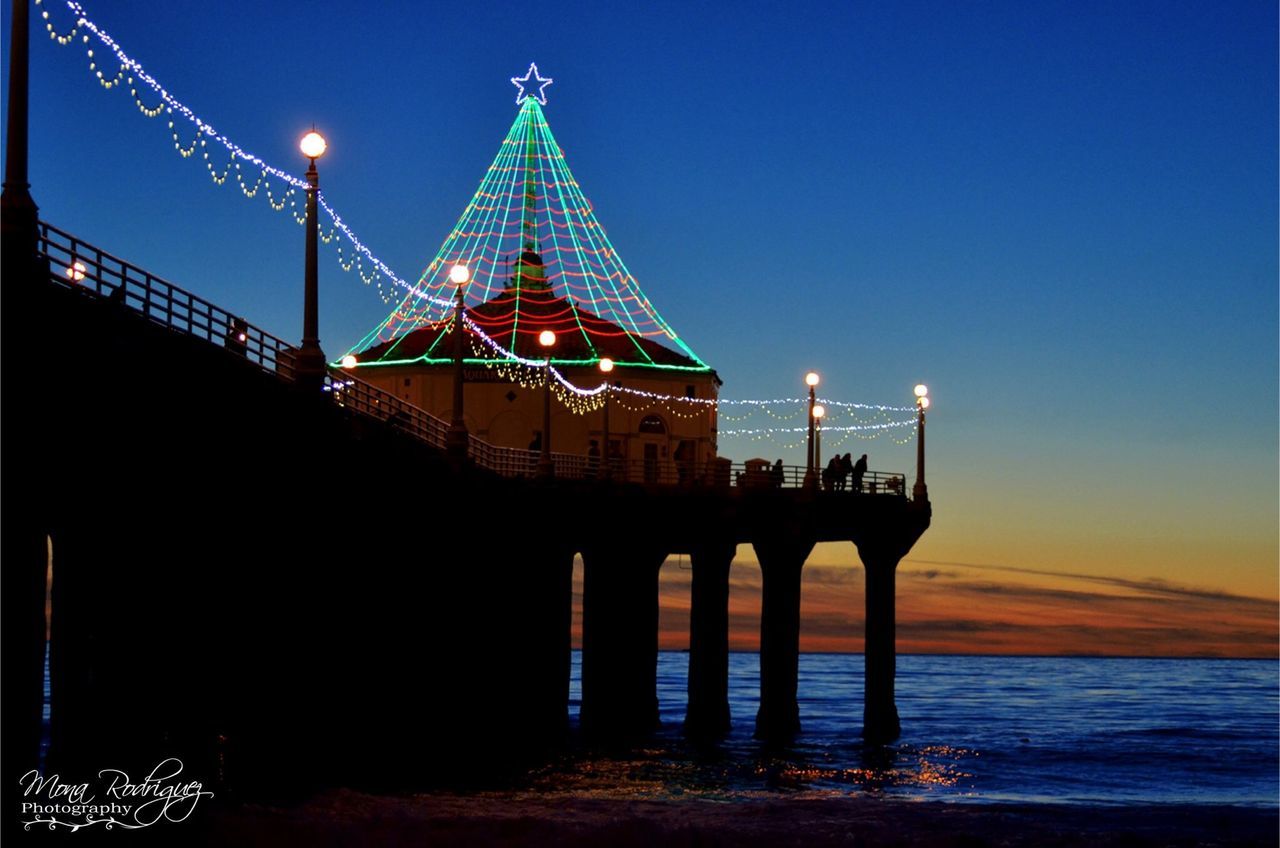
540, 457, 907, 494
323, 372, 450, 449
37, 221, 910, 498
38, 221, 297, 379
466, 437, 588, 479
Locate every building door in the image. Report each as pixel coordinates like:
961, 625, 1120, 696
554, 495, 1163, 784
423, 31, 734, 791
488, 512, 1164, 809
638, 414, 668, 484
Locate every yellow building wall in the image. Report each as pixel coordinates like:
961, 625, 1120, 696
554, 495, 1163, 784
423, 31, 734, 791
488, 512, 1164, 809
357, 363, 720, 469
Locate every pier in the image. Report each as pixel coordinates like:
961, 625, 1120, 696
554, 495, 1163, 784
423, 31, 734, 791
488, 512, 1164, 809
9, 227, 928, 785
1, 1, 929, 798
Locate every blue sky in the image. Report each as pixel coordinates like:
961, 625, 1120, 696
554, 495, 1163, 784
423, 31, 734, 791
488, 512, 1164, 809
9, 0, 1277, 611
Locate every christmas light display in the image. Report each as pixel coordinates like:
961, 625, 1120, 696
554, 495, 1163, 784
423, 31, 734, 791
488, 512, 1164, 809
344, 77, 709, 372
39, 4, 922, 448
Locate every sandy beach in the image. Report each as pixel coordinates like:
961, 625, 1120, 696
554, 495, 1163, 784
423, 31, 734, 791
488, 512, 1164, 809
190, 790, 1278, 847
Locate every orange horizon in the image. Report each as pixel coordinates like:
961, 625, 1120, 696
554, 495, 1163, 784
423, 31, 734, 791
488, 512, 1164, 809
568, 555, 1279, 660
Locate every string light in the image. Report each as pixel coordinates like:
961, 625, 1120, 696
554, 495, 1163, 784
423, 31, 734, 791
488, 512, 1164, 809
41, 0, 453, 311
720, 420, 916, 436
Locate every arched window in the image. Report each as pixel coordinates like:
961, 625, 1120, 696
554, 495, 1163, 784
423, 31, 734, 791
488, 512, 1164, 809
638, 415, 667, 434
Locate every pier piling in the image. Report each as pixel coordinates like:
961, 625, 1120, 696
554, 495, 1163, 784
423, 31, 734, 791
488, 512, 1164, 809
685, 538, 736, 738
580, 544, 667, 738
753, 533, 815, 741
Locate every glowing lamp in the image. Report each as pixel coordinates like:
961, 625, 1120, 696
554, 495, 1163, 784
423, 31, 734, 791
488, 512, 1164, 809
914, 384, 928, 398
598, 357, 614, 373
449, 264, 470, 285
538, 330, 556, 348
341, 354, 358, 369
66, 261, 86, 282
918, 396, 930, 409
805, 371, 820, 387
299, 130, 327, 160
812, 404, 826, 419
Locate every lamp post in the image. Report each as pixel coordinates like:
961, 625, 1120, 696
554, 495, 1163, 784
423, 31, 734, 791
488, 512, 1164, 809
599, 357, 614, 479
803, 371, 820, 489
913, 384, 929, 502
536, 329, 556, 478
296, 129, 328, 391
446, 263, 471, 457
813, 403, 825, 484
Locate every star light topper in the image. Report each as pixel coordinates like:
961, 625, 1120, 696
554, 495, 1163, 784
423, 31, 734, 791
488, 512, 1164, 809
511, 62, 553, 106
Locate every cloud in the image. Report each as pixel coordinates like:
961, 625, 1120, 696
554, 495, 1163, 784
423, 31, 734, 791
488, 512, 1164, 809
802, 566, 864, 587
903, 558, 1278, 607
580, 550, 1278, 657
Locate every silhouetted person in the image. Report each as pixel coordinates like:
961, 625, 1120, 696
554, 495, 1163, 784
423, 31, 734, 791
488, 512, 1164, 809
107, 281, 128, 306
772, 458, 784, 488
852, 453, 868, 493
587, 439, 601, 477
225, 316, 248, 357
823, 455, 839, 491
528, 431, 542, 452
837, 453, 853, 492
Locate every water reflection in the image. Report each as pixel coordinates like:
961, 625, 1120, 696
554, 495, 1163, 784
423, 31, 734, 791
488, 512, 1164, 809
520, 736, 977, 800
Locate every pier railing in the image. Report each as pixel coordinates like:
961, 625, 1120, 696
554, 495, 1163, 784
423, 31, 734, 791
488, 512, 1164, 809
322, 373, 450, 450
490, 455, 906, 494
38, 221, 297, 379
37, 221, 909, 496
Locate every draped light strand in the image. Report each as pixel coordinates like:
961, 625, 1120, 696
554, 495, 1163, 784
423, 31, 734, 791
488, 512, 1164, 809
39, 0, 457, 310
719, 420, 916, 436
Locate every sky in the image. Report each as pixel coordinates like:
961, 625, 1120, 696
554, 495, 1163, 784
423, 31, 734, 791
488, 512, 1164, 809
8, 0, 1277, 656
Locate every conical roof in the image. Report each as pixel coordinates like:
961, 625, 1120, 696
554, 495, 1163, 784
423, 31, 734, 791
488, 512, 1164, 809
353, 275, 705, 370
345, 91, 709, 373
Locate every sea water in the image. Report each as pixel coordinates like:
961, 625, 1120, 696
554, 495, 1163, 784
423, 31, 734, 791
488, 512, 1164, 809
38, 651, 1277, 806
551, 652, 1279, 806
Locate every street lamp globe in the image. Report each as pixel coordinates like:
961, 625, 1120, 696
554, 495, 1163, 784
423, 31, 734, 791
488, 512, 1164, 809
300, 131, 327, 160
914, 384, 928, 398
805, 371, 820, 387
812, 404, 826, 419
918, 396, 930, 410
538, 329, 556, 348
449, 263, 470, 285
340, 354, 357, 369
598, 357, 614, 373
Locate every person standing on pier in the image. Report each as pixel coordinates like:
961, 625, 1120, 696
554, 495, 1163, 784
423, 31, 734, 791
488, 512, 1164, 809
851, 454, 868, 492
836, 453, 853, 491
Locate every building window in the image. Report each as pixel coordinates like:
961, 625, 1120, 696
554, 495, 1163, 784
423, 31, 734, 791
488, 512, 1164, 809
685, 385, 696, 398
639, 415, 667, 435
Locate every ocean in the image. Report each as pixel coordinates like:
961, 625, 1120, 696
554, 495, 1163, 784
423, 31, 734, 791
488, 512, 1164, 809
38, 651, 1278, 807
545, 652, 1280, 807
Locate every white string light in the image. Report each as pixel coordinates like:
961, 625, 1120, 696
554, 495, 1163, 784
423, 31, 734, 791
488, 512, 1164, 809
720, 420, 916, 436
42, 0, 455, 311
